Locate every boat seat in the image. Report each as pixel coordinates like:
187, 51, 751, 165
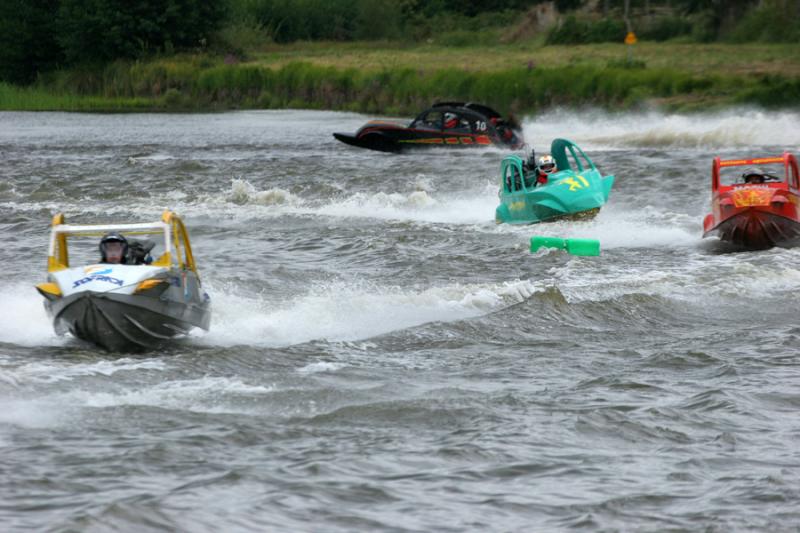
127, 238, 155, 265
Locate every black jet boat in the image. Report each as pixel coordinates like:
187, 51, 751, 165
333, 102, 524, 153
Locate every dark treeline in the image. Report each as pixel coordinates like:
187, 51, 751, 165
225, 0, 537, 42
535, 0, 800, 45
0, 0, 226, 84
1, 0, 799, 86
225, 0, 800, 44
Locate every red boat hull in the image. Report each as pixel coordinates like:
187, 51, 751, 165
704, 209, 800, 249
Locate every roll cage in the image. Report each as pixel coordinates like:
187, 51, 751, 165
550, 138, 597, 174
711, 153, 800, 191
46, 210, 199, 276
501, 138, 598, 194
430, 102, 503, 120
409, 105, 493, 134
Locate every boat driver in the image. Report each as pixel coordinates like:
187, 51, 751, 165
99, 232, 129, 264
742, 168, 765, 184
491, 117, 515, 142
535, 154, 558, 185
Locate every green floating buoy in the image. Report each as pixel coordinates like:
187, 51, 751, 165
530, 236, 600, 256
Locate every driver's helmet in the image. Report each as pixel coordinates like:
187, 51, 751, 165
537, 154, 557, 174
742, 167, 764, 183
99, 232, 128, 262
444, 112, 457, 125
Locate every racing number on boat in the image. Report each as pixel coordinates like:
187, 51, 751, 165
561, 175, 589, 191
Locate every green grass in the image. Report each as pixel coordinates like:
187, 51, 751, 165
246, 41, 800, 78
4, 41, 800, 113
0, 82, 162, 111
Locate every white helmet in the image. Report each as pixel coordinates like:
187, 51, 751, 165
537, 154, 557, 174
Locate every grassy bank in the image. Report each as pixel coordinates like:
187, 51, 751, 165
0, 82, 171, 112
247, 41, 800, 78
3, 42, 800, 113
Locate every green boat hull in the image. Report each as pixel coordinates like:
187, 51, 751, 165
495, 138, 614, 225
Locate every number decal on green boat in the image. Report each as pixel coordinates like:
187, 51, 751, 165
560, 175, 590, 191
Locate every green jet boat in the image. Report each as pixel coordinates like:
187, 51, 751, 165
495, 138, 614, 224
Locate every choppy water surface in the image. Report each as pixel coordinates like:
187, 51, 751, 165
1, 108, 800, 531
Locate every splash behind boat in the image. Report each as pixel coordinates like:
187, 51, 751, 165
35, 210, 211, 351
702, 153, 800, 249
495, 138, 614, 224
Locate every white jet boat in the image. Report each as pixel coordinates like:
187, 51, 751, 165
35, 210, 211, 351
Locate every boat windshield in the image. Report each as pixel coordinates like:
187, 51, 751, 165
55, 230, 165, 268
47, 211, 199, 273
411, 110, 443, 130
719, 165, 784, 186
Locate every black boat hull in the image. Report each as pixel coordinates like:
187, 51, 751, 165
333, 132, 400, 153
47, 291, 210, 352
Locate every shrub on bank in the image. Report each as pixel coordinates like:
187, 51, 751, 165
735, 75, 800, 107
728, 3, 800, 43
546, 16, 626, 45
638, 16, 692, 42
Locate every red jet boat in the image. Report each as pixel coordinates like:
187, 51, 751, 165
703, 152, 800, 249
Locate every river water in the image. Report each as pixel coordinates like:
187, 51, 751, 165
1, 108, 799, 531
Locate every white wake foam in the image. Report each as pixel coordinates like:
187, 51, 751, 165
198, 278, 541, 348
203, 178, 500, 225
311, 189, 493, 224
0, 375, 277, 427
554, 243, 800, 304
0, 283, 63, 346
228, 179, 302, 206
498, 203, 699, 250
82, 376, 275, 411
523, 107, 800, 151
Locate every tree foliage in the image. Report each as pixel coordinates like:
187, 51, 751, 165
2, 0, 797, 85
0, 0, 62, 84
57, 0, 226, 64
0, 0, 226, 83
231, 0, 537, 42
